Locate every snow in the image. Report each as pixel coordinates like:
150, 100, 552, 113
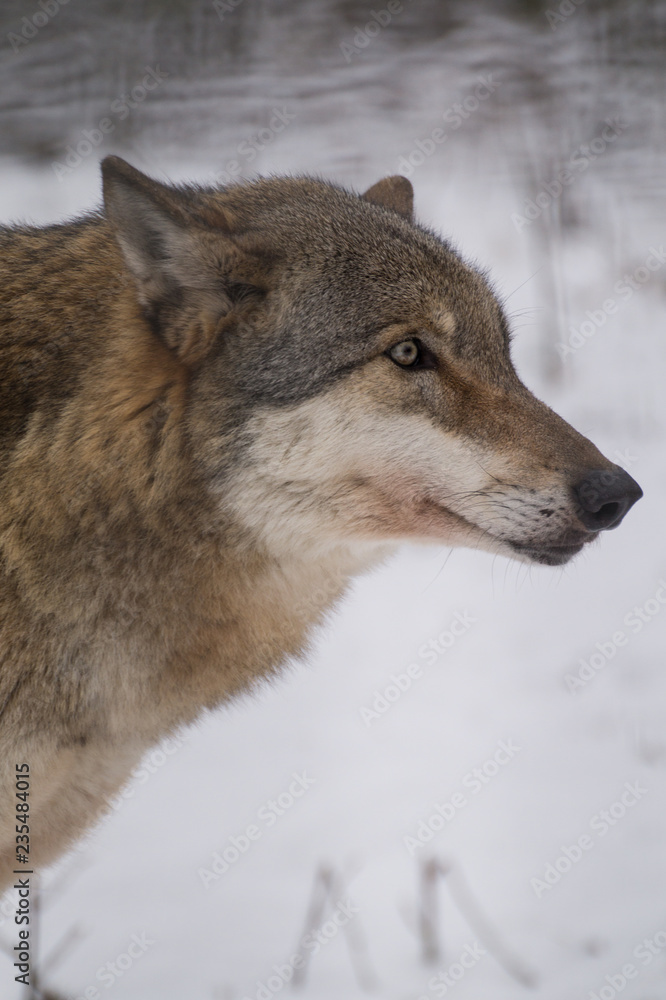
1, 18, 665, 997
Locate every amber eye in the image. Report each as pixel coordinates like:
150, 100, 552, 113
388, 339, 421, 367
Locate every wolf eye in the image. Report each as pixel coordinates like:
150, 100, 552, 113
386, 338, 437, 370
388, 339, 420, 366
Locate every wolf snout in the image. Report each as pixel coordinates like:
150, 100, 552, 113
573, 468, 643, 531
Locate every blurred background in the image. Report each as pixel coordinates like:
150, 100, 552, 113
1, 1, 665, 998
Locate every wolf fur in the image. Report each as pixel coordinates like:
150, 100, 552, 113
0, 159, 640, 888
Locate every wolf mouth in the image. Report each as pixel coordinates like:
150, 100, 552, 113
506, 538, 589, 566
423, 497, 590, 566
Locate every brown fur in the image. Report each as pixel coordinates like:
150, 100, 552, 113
0, 159, 640, 888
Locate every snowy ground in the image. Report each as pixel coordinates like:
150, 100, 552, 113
1, 34, 665, 999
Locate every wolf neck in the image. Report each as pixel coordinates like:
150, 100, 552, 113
154, 539, 387, 726
0, 217, 389, 734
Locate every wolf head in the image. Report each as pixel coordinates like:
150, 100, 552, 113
102, 157, 641, 566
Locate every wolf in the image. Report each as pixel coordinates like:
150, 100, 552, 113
0, 157, 641, 890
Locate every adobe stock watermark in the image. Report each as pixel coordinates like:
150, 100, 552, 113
240, 898, 359, 1000
213, 0, 245, 20
587, 928, 666, 1000
51, 65, 169, 180
107, 731, 191, 812
340, 0, 412, 63
611, 448, 639, 473
397, 76, 500, 177
511, 118, 626, 232
564, 578, 666, 694
210, 107, 297, 186
417, 941, 486, 999
63, 932, 155, 999
403, 739, 521, 856
7, 0, 70, 55
198, 771, 315, 888
546, 0, 586, 30
557, 246, 666, 360
530, 781, 648, 897
359, 610, 476, 727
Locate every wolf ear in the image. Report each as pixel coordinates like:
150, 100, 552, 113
362, 176, 414, 220
102, 156, 208, 305
101, 156, 255, 339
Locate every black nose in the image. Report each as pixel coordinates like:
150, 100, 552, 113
574, 468, 643, 531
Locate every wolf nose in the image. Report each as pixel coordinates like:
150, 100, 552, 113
574, 468, 643, 531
